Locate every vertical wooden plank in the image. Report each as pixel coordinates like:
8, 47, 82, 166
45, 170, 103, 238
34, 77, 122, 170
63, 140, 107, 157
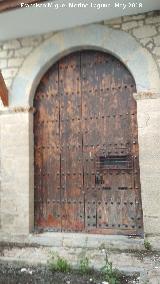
81, 50, 143, 235
81, 51, 106, 231
34, 50, 143, 235
34, 64, 61, 230
59, 53, 84, 232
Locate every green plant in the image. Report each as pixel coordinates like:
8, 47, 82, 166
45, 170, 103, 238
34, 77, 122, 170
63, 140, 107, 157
101, 249, 121, 284
48, 252, 71, 273
79, 257, 90, 274
144, 239, 152, 251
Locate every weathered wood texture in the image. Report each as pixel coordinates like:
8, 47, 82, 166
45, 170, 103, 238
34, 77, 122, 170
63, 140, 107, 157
0, 0, 47, 12
0, 71, 8, 106
34, 51, 143, 236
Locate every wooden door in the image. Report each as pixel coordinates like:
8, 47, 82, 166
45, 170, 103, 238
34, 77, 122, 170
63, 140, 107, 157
34, 50, 143, 236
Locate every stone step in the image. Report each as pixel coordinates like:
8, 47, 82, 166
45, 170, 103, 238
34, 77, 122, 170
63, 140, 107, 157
0, 243, 160, 283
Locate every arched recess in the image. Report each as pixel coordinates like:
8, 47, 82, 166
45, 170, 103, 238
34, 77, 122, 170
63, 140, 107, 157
33, 50, 144, 235
10, 24, 160, 107
3, 24, 160, 236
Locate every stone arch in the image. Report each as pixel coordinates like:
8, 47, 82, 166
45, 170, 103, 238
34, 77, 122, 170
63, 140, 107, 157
10, 24, 160, 107
1, 23, 159, 236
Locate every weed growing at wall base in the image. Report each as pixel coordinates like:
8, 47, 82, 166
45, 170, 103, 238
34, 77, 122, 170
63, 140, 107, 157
101, 254, 121, 284
48, 252, 71, 273
144, 239, 152, 251
47, 250, 140, 283
79, 257, 90, 274
99, 244, 122, 284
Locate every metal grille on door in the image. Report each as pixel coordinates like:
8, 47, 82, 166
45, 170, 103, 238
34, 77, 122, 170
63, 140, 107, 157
34, 51, 143, 236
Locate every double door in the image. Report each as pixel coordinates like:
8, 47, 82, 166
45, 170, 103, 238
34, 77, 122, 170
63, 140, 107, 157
34, 51, 143, 235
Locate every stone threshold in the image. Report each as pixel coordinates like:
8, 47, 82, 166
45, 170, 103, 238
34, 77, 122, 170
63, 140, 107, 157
0, 233, 160, 283
0, 239, 160, 283
0, 233, 144, 251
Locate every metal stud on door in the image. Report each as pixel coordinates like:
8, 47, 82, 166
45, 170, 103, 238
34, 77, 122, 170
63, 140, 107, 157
59, 53, 84, 232
34, 64, 61, 231
34, 50, 143, 236
81, 51, 143, 235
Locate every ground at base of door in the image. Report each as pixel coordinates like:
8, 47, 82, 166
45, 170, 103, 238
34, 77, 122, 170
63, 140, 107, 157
0, 243, 160, 283
0, 234, 160, 283
0, 262, 140, 284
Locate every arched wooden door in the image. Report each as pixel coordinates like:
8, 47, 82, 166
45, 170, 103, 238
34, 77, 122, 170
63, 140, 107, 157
34, 50, 143, 236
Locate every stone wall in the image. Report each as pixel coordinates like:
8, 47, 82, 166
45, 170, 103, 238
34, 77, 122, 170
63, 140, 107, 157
0, 110, 34, 235
0, 32, 56, 90
0, 11, 160, 238
104, 11, 160, 77
0, 11, 159, 91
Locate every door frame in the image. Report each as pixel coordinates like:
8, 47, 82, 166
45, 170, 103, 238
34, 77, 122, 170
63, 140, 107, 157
33, 50, 143, 235
3, 24, 160, 236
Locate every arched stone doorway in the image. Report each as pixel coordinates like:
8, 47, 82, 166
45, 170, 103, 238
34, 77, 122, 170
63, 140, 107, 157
34, 50, 143, 236
2, 24, 159, 236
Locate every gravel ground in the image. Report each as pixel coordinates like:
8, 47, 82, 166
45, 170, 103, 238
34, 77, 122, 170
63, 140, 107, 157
0, 262, 139, 284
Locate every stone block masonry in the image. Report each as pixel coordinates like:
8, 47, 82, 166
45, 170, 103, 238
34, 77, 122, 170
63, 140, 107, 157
104, 11, 160, 77
0, 11, 160, 239
0, 111, 34, 235
0, 33, 56, 89
0, 11, 160, 91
